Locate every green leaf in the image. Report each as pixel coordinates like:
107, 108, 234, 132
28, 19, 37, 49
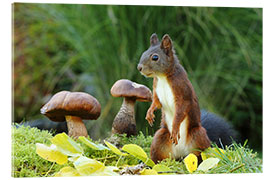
78, 136, 109, 150
197, 158, 220, 172
122, 144, 155, 167
50, 133, 83, 156
36, 143, 68, 165
54, 166, 80, 177
140, 168, 158, 175
73, 156, 105, 176
104, 140, 128, 156
152, 164, 174, 174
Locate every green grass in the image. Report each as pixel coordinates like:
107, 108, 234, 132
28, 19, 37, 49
12, 126, 262, 177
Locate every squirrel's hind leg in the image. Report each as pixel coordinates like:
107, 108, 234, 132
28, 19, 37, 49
150, 127, 172, 163
188, 126, 211, 162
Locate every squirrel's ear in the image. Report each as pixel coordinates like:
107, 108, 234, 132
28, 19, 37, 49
160, 34, 172, 55
150, 33, 159, 46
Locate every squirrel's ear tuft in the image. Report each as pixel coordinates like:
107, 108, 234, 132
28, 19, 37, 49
160, 34, 172, 55
150, 33, 159, 46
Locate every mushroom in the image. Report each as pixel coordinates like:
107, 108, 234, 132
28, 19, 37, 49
40, 91, 101, 138
110, 79, 152, 136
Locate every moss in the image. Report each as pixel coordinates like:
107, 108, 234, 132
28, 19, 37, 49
77, 136, 144, 167
118, 132, 153, 156
12, 126, 262, 177
12, 125, 64, 177
12, 126, 149, 177
158, 158, 187, 174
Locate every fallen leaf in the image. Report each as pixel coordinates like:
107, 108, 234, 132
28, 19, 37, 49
54, 166, 80, 177
122, 144, 155, 167
50, 133, 83, 156
78, 136, 109, 150
184, 153, 198, 173
104, 140, 127, 156
73, 156, 105, 176
91, 166, 119, 176
197, 158, 220, 172
153, 164, 174, 174
140, 168, 158, 175
36, 143, 68, 165
73, 156, 119, 176
68, 156, 80, 162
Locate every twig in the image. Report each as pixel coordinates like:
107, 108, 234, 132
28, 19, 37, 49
229, 164, 245, 173
44, 162, 55, 177
116, 155, 123, 167
95, 155, 117, 161
158, 171, 183, 174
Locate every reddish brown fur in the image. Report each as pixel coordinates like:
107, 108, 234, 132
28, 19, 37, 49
146, 77, 162, 126
166, 65, 202, 145
150, 125, 172, 163
144, 34, 210, 162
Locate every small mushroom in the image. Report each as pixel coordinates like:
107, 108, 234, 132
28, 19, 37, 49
40, 91, 101, 138
110, 79, 152, 136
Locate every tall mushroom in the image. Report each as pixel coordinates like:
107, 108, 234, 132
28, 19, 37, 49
40, 91, 101, 138
110, 79, 152, 136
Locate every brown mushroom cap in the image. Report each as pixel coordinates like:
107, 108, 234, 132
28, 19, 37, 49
110, 79, 152, 102
40, 91, 101, 122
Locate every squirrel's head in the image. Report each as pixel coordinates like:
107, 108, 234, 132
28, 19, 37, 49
137, 33, 175, 77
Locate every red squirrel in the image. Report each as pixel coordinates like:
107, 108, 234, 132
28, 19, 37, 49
137, 33, 211, 163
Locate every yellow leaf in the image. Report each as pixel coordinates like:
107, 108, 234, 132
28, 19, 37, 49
201, 147, 225, 160
140, 169, 158, 175
122, 144, 147, 158
36, 143, 68, 165
50, 133, 83, 156
91, 166, 119, 176
152, 164, 174, 174
73, 156, 105, 176
197, 158, 220, 172
201, 151, 208, 161
78, 136, 109, 150
184, 153, 198, 173
68, 156, 80, 162
104, 140, 127, 156
122, 144, 155, 167
72, 156, 119, 176
54, 166, 80, 177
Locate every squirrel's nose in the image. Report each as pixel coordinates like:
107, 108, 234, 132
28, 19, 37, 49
137, 64, 143, 72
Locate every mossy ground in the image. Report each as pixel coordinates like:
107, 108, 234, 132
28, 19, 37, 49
12, 126, 262, 177
12, 126, 65, 177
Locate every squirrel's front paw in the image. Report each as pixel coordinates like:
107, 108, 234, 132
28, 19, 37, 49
146, 108, 155, 127
170, 130, 180, 145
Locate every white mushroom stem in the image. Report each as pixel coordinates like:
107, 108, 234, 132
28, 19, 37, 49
65, 115, 88, 138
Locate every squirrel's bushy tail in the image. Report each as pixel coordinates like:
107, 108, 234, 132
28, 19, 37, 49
201, 110, 239, 147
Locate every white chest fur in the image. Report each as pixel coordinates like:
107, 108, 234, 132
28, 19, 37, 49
156, 76, 192, 159
156, 76, 175, 133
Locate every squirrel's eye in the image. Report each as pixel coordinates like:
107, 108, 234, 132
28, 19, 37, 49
151, 54, 159, 61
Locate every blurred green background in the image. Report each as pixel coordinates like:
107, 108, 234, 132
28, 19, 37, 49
13, 4, 262, 152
